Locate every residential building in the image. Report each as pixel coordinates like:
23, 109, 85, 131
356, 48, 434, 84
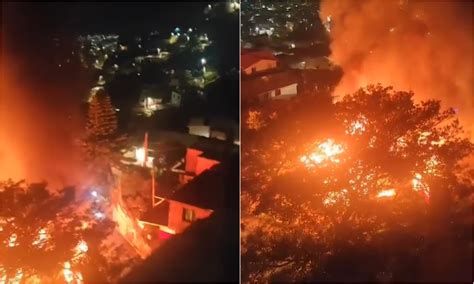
241, 50, 278, 75
241, 70, 299, 104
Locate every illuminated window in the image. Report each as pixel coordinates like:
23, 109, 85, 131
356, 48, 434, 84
182, 208, 196, 222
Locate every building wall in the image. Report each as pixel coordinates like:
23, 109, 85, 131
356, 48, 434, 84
195, 157, 220, 176
185, 148, 204, 173
273, 83, 298, 100
258, 83, 298, 101
210, 130, 227, 141
243, 59, 277, 75
168, 201, 213, 233
188, 125, 211, 138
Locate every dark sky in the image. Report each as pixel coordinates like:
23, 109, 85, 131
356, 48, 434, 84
3, 2, 210, 36
1, 1, 213, 82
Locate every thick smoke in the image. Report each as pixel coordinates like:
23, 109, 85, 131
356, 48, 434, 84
0, 50, 86, 189
0, 57, 85, 188
320, 0, 473, 140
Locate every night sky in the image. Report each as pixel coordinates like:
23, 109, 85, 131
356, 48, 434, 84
3, 2, 209, 36
1, 2, 214, 87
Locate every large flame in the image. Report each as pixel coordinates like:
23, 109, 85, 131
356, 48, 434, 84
0, 44, 86, 188
320, 0, 473, 141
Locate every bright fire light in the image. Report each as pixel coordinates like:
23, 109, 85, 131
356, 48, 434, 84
412, 173, 430, 202
345, 116, 368, 135
376, 188, 396, 198
32, 228, 49, 248
7, 233, 18, 248
323, 189, 349, 207
300, 139, 344, 168
135, 147, 146, 164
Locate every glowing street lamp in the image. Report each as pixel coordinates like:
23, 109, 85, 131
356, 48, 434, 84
201, 58, 207, 73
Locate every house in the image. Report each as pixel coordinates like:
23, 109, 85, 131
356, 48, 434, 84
241, 50, 278, 75
170, 91, 182, 107
167, 164, 225, 234
241, 70, 299, 104
187, 117, 236, 142
181, 148, 220, 184
139, 154, 227, 235
138, 84, 170, 114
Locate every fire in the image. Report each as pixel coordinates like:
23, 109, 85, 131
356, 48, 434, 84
32, 228, 49, 248
135, 147, 146, 164
300, 139, 345, 168
323, 189, 349, 207
412, 173, 430, 202
7, 233, 19, 248
63, 262, 74, 283
71, 240, 89, 263
112, 203, 151, 258
345, 116, 368, 135
376, 188, 396, 198
62, 262, 82, 284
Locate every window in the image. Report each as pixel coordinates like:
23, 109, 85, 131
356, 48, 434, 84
275, 89, 281, 96
182, 208, 196, 222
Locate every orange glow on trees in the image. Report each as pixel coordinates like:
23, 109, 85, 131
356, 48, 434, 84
241, 85, 473, 282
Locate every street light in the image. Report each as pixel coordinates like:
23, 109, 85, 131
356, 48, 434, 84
201, 58, 207, 73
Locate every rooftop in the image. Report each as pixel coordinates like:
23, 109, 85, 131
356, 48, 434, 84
170, 154, 238, 211
241, 49, 277, 70
241, 69, 299, 98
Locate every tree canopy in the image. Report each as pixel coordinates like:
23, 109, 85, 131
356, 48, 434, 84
241, 84, 473, 283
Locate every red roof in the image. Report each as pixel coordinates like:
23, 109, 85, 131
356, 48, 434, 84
241, 50, 277, 70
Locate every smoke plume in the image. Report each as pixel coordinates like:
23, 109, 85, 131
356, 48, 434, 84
320, 0, 473, 140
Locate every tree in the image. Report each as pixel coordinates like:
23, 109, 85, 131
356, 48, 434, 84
86, 90, 118, 142
82, 89, 125, 178
0, 181, 116, 283
241, 85, 473, 282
